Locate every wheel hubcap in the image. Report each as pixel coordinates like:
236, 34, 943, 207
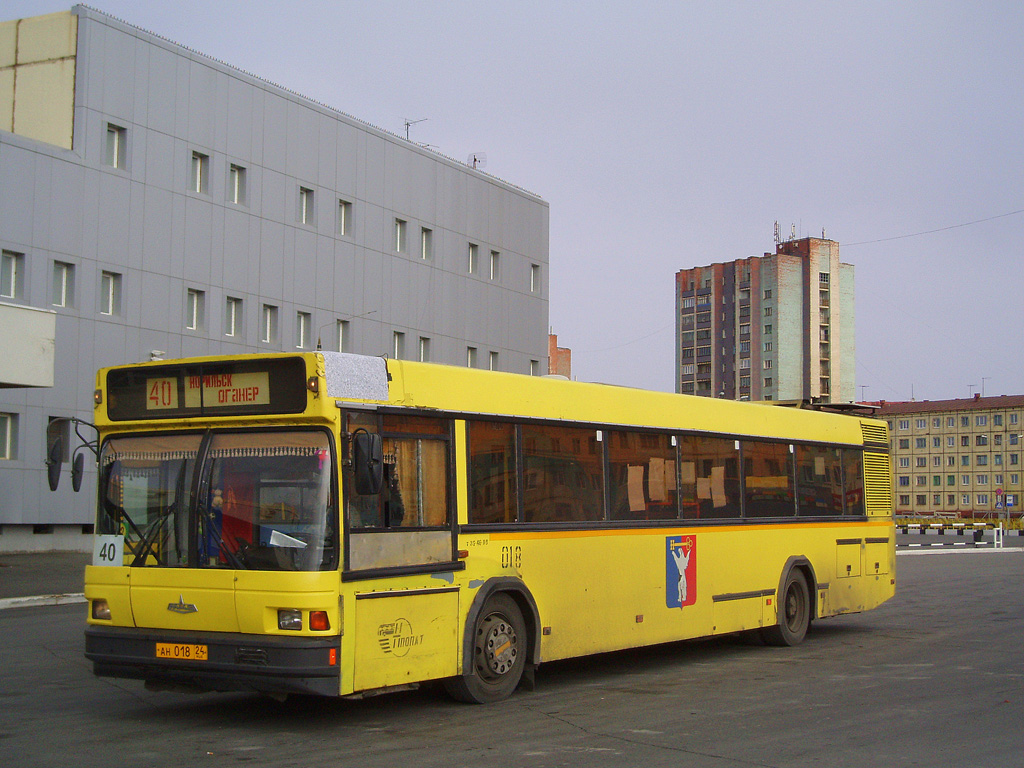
476, 613, 518, 680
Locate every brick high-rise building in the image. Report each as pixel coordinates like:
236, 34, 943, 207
675, 236, 854, 402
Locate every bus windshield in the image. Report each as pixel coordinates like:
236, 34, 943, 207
97, 430, 337, 571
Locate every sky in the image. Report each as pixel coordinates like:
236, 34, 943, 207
9, 1, 1024, 401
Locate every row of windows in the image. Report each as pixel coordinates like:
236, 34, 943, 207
897, 473, 1020, 487
340, 412, 869, 529
466, 421, 865, 524
897, 434, 1021, 450
104, 125, 540, 292
898, 494, 1012, 508
2, 251, 119, 313
893, 414, 1020, 430
900, 454, 1020, 468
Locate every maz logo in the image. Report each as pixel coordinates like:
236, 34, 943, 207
167, 595, 198, 614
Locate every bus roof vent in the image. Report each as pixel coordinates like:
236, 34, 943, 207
321, 353, 389, 401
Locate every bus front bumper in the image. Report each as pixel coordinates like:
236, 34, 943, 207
85, 625, 341, 697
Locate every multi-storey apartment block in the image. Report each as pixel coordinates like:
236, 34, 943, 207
675, 236, 854, 403
876, 395, 1024, 517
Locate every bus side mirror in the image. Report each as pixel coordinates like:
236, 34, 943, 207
353, 430, 384, 495
71, 452, 85, 493
46, 438, 63, 492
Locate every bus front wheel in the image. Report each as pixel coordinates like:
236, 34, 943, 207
761, 569, 810, 647
444, 593, 526, 704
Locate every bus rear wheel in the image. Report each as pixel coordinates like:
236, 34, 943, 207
762, 569, 810, 647
444, 593, 526, 704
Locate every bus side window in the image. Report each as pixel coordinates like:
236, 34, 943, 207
467, 420, 518, 524
679, 436, 741, 518
608, 431, 678, 521
521, 424, 604, 523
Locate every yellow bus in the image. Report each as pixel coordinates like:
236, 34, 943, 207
66, 352, 894, 703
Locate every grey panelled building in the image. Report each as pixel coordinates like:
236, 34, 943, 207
0, 7, 549, 552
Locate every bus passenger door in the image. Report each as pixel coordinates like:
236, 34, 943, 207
343, 411, 462, 691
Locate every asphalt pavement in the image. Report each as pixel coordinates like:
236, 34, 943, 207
0, 551, 90, 607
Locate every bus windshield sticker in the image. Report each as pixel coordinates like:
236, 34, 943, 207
666, 535, 697, 608
93, 534, 124, 567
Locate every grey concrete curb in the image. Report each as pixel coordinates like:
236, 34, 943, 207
0, 593, 86, 610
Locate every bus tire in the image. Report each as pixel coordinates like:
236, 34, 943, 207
443, 593, 526, 704
761, 569, 810, 647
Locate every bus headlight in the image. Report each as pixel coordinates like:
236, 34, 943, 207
278, 609, 302, 631
91, 600, 111, 621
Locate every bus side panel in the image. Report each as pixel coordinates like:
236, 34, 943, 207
352, 590, 459, 691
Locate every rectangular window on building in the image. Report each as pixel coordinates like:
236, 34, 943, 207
995, 434, 1003, 446
962, 455, 970, 466
1011, 435, 1020, 446
296, 311, 311, 348
995, 455, 1003, 466
531, 264, 540, 292
530, 360, 540, 376
977, 475, 988, 485
947, 475, 955, 486
915, 438, 926, 449
898, 476, 910, 487
915, 476, 926, 486
947, 417, 956, 427
763, 289, 772, 299
962, 436, 970, 447
489, 351, 499, 371
819, 272, 830, 284
490, 251, 500, 280
764, 307, 772, 317
899, 457, 910, 468
962, 494, 971, 505
763, 342, 772, 352
1012, 454, 1019, 465
961, 475, 970, 485
52, 261, 75, 307
916, 456, 927, 467
915, 419, 926, 429
467, 346, 477, 368
105, 124, 127, 169
1011, 414, 1019, 425
978, 494, 989, 505
191, 151, 209, 193
899, 495, 910, 506
468, 243, 478, 274
100, 271, 121, 316
932, 475, 941, 486
299, 187, 315, 225
947, 436, 955, 447
229, 164, 246, 205
898, 438, 909, 449
933, 456, 941, 466
261, 304, 278, 343
185, 289, 205, 331
681, 364, 694, 375
1, 250, 24, 299
763, 377, 773, 387
395, 219, 407, 252
932, 437, 941, 448
763, 324, 772, 335
337, 320, 349, 352
225, 297, 241, 337
0, 412, 17, 460
977, 455, 988, 466
338, 199, 352, 236
947, 456, 956, 466
763, 359, 772, 370
418, 336, 431, 362
976, 415, 988, 426
420, 228, 432, 259
961, 416, 969, 427
976, 435, 988, 446
933, 418, 942, 428
393, 331, 405, 359
916, 495, 926, 506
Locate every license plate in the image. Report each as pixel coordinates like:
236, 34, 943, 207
155, 643, 208, 661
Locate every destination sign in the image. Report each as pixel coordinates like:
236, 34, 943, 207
146, 372, 270, 410
107, 356, 307, 421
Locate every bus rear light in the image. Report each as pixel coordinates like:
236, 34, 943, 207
278, 609, 302, 631
310, 611, 330, 631
91, 599, 111, 621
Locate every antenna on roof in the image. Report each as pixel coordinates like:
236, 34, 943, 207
774, 221, 780, 245
467, 152, 487, 169
403, 117, 427, 141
